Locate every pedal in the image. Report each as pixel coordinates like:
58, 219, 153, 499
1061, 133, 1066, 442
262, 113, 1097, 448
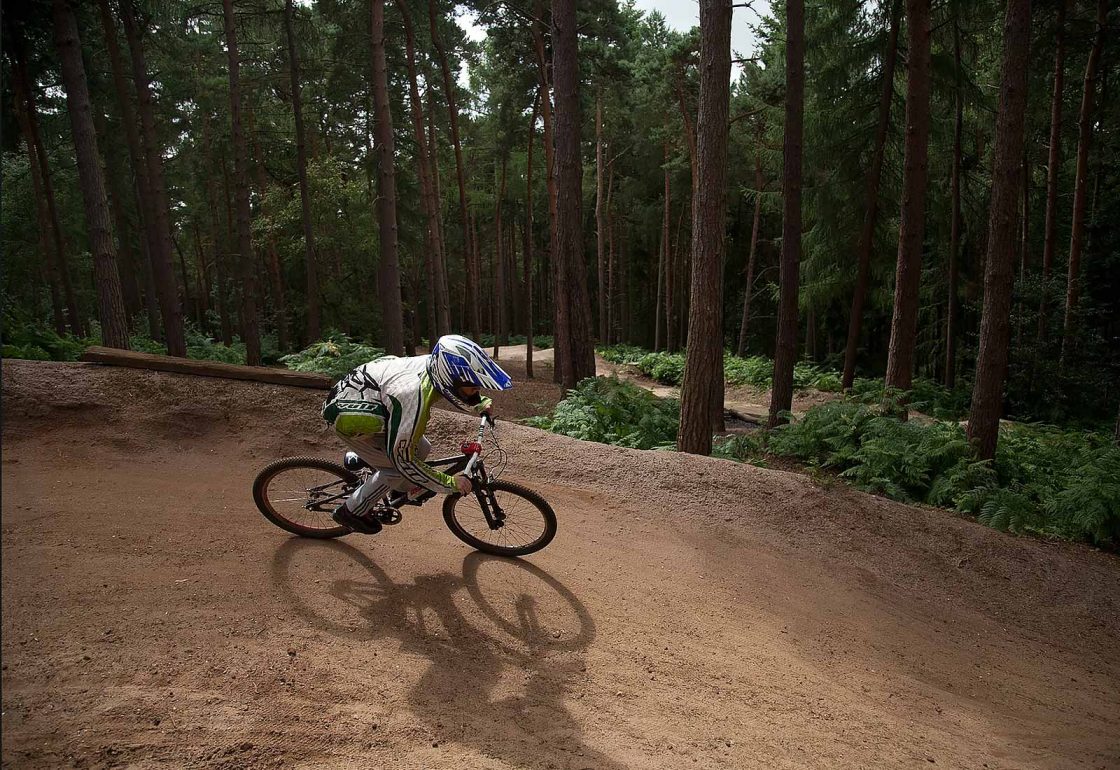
375, 507, 403, 526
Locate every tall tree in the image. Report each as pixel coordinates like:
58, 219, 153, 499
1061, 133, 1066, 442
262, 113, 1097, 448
768, 0, 805, 428
96, 0, 158, 337
51, 0, 129, 349
221, 0, 261, 364
736, 143, 764, 357
945, 13, 964, 388
400, 0, 450, 338
8, 41, 80, 336
551, 0, 595, 389
656, 139, 671, 352
370, 0, 405, 355
596, 90, 608, 342
429, 0, 481, 340
1038, 0, 1069, 344
1060, 0, 1107, 362
523, 97, 538, 379
840, 0, 901, 390
284, 0, 322, 344
119, 0, 186, 356
679, 0, 732, 453
883, 0, 933, 403
968, 0, 1032, 461
530, 7, 562, 381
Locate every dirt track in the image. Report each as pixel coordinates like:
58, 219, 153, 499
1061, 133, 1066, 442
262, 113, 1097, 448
2, 360, 1119, 769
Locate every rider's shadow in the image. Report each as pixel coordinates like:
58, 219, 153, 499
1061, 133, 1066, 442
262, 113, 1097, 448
272, 539, 624, 770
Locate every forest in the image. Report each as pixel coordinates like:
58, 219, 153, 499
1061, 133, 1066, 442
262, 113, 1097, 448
2, 0, 1118, 540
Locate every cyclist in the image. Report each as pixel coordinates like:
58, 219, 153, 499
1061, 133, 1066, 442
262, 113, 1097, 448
321, 334, 512, 534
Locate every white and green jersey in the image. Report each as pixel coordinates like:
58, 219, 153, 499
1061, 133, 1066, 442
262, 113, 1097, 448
322, 355, 490, 494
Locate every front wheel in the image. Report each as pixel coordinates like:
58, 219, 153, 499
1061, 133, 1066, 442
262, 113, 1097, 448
253, 457, 357, 538
443, 480, 557, 557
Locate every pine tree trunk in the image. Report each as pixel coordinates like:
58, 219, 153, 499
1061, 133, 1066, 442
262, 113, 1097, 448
946, 16, 963, 389
11, 41, 83, 337
52, 0, 129, 349
192, 220, 211, 323
400, 1, 449, 339
841, 0, 901, 390
595, 90, 607, 343
658, 140, 670, 352
654, 229, 665, 351
97, 0, 159, 338
10, 49, 67, 335
429, 0, 480, 341
883, 0, 933, 404
531, 11, 562, 382
101, 142, 143, 322
620, 225, 630, 344
768, 0, 805, 428
249, 123, 290, 353
119, 0, 186, 356
427, 85, 451, 330
679, 0, 731, 451
202, 114, 233, 346
524, 98, 538, 379
1037, 0, 1068, 342
967, 0, 1031, 461
221, 0, 262, 364
606, 164, 616, 346
669, 199, 688, 353
284, 0, 321, 344
1060, 0, 1106, 364
737, 147, 764, 357
552, 0, 596, 390
369, 0, 405, 355
495, 158, 509, 346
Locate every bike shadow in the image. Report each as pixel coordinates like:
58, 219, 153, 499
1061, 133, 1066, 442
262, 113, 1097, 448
271, 538, 623, 770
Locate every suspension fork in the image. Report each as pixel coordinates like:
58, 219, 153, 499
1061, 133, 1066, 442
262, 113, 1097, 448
469, 462, 505, 530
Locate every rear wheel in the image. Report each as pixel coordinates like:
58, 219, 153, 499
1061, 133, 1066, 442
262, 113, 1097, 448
442, 480, 556, 557
253, 457, 357, 538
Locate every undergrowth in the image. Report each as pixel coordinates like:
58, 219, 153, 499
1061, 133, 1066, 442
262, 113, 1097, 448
714, 401, 1119, 547
524, 376, 678, 450
279, 333, 386, 379
535, 360, 1118, 547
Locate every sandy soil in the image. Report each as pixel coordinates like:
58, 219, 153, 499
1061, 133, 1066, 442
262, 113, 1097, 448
2, 360, 1119, 769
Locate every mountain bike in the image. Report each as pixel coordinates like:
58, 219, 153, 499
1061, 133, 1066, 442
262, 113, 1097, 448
252, 416, 556, 557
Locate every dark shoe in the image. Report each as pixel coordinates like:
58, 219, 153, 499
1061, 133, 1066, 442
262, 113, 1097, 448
332, 503, 382, 535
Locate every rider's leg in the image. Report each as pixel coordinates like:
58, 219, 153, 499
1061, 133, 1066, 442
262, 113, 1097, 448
331, 414, 432, 510
338, 435, 432, 492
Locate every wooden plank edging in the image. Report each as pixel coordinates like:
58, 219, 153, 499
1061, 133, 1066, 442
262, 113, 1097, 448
79, 346, 334, 390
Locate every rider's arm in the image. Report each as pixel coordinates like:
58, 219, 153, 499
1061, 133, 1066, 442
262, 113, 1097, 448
384, 375, 459, 494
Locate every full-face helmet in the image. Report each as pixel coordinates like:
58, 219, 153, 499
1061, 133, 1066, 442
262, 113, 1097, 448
427, 335, 513, 412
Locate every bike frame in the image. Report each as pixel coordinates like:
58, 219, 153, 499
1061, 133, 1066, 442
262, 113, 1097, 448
333, 416, 506, 530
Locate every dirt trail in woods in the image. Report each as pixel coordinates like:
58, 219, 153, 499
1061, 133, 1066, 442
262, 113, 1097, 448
2, 359, 1119, 770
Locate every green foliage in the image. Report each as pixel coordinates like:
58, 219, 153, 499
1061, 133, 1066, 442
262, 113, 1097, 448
636, 352, 687, 385
602, 346, 853, 394
723, 354, 773, 387
525, 376, 679, 449
851, 377, 972, 420
279, 333, 387, 379
1, 304, 94, 361
129, 321, 248, 365
717, 400, 1120, 547
598, 344, 649, 365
